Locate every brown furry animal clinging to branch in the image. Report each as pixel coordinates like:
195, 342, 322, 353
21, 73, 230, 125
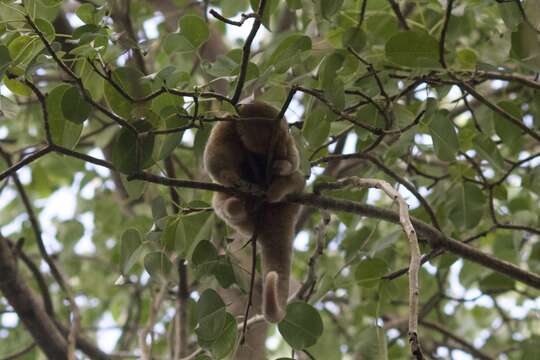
204, 101, 305, 323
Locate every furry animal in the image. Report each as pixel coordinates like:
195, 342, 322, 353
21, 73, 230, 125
204, 102, 305, 323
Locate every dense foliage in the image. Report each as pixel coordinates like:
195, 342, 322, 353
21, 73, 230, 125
0, 0, 539, 359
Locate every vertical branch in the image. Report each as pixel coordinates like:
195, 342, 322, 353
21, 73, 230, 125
164, 158, 190, 359
139, 283, 168, 360
231, 0, 268, 104
241, 231, 258, 344
439, 0, 454, 68
387, 0, 410, 30
315, 177, 424, 358
295, 212, 330, 300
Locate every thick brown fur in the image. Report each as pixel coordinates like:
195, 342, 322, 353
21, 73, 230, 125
204, 102, 305, 323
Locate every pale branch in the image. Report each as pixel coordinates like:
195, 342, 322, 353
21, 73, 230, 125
139, 283, 168, 360
128, 172, 540, 289
312, 152, 441, 230
295, 211, 330, 301
316, 177, 423, 358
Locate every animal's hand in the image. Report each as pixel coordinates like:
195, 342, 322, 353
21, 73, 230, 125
272, 160, 294, 176
267, 171, 305, 203
218, 169, 241, 187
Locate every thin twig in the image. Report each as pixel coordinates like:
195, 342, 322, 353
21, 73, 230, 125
295, 212, 330, 300
241, 232, 258, 344
439, 0, 454, 68
139, 283, 168, 360
209, 9, 257, 26
231, 0, 267, 104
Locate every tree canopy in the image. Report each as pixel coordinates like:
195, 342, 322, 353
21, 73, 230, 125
0, 0, 539, 359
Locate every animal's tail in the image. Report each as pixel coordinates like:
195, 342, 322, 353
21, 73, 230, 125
258, 202, 299, 323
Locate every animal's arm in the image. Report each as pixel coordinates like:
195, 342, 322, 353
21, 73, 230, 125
203, 121, 245, 187
272, 135, 300, 177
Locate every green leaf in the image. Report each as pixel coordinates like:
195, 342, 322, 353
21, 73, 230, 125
302, 107, 330, 148
151, 196, 168, 221
385, 31, 440, 68
179, 15, 209, 49
0, 96, 18, 119
161, 217, 186, 254
319, 52, 344, 88
4, 78, 31, 96
163, 33, 195, 54
511, 22, 540, 70
456, 48, 477, 70
449, 183, 485, 229
192, 240, 218, 267
0, 45, 11, 79
319, 52, 345, 109
34, 18, 55, 42
278, 302, 324, 349
356, 326, 388, 359
144, 251, 172, 279
354, 258, 389, 288
103, 67, 151, 118
286, 0, 302, 9
184, 211, 213, 258
478, 273, 515, 293
493, 101, 522, 152
498, 1, 522, 31
38, 0, 63, 6
342, 27, 366, 52
320, 0, 344, 19
46, 84, 83, 149
111, 120, 155, 174
196, 289, 227, 343
268, 34, 312, 73
198, 312, 237, 359
426, 110, 459, 161
120, 228, 143, 274
76, 3, 97, 24
8, 35, 39, 66
61, 86, 92, 124
472, 134, 505, 173
56, 220, 84, 246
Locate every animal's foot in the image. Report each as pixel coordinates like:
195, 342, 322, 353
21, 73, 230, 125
223, 197, 248, 222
